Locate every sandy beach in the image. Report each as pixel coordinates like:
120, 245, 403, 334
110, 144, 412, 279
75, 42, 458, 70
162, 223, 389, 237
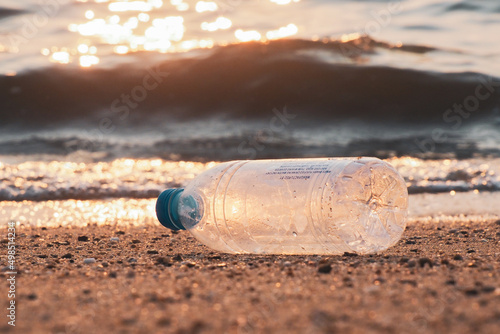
2, 0, 500, 333
3, 217, 500, 334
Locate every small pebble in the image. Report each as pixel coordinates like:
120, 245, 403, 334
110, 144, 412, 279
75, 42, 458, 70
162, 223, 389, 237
181, 261, 196, 268
78, 236, 89, 242
482, 286, 496, 293
27, 293, 38, 300
61, 253, 72, 259
453, 254, 463, 261
418, 258, 433, 268
343, 252, 358, 257
464, 288, 479, 296
445, 279, 456, 285
156, 257, 173, 267
83, 258, 96, 264
110, 237, 119, 242
318, 264, 332, 274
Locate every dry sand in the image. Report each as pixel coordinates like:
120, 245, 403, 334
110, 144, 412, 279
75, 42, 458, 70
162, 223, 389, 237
3, 219, 500, 334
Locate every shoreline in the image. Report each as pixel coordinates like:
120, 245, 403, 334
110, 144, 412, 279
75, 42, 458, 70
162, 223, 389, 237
3, 219, 500, 333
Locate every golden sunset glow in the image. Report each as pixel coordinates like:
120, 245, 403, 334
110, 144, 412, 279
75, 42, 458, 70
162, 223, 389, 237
41, 0, 301, 67
201, 17, 232, 32
266, 23, 298, 40
270, 0, 300, 5
108, 0, 163, 12
235, 29, 261, 42
195, 1, 217, 13
50, 51, 70, 64
79, 55, 100, 67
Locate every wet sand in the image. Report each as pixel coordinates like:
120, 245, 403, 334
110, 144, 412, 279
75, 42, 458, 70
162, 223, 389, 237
3, 218, 500, 334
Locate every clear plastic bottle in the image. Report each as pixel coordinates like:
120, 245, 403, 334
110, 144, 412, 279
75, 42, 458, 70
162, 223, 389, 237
156, 157, 408, 254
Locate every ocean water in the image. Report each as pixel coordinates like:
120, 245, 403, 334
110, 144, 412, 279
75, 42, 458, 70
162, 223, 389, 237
1, 0, 500, 226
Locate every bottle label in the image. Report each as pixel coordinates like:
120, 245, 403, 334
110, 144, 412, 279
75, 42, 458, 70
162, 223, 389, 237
265, 163, 332, 180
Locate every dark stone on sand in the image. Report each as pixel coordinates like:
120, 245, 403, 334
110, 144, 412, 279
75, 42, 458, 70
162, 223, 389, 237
445, 279, 456, 285
27, 293, 38, 300
115, 231, 125, 235
147, 250, 159, 254
109, 271, 117, 278
156, 257, 173, 267
131, 239, 141, 244
61, 253, 72, 259
405, 240, 416, 245
467, 249, 475, 253
343, 252, 358, 257
37, 254, 48, 258
464, 289, 479, 296
418, 258, 433, 268
77, 236, 89, 242
453, 254, 464, 261
407, 259, 417, 268
481, 286, 496, 293
173, 254, 183, 261
318, 264, 332, 274
157, 317, 171, 326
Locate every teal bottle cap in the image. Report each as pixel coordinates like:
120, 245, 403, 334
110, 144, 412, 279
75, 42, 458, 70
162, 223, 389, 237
156, 188, 185, 230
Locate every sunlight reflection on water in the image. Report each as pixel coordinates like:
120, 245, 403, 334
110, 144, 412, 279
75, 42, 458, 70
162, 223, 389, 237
44, 0, 300, 67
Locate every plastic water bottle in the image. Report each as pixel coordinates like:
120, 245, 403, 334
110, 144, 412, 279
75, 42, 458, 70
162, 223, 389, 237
156, 157, 408, 254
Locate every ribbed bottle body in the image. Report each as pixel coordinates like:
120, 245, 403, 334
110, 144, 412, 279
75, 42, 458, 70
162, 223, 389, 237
176, 158, 408, 254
